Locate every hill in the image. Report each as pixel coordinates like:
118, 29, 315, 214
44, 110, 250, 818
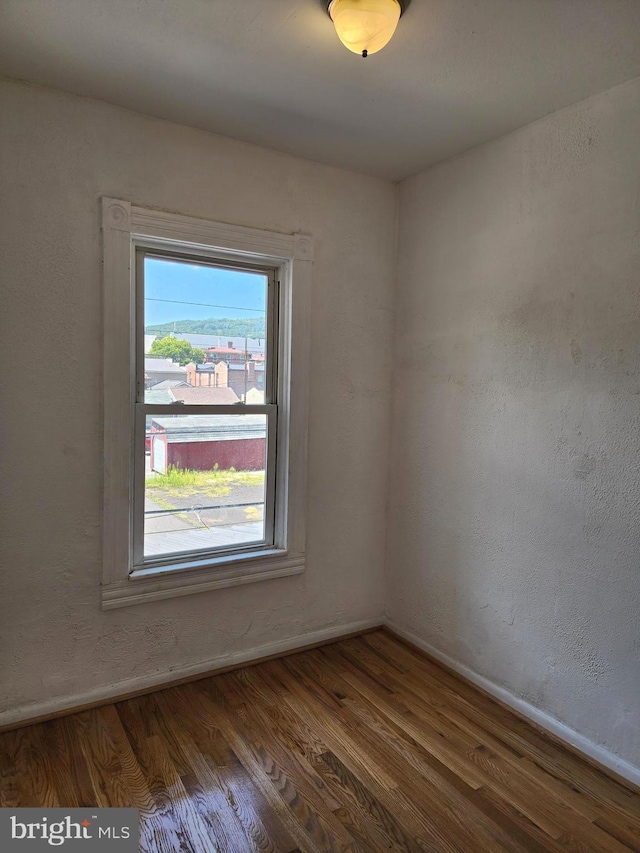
145, 317, 266, 338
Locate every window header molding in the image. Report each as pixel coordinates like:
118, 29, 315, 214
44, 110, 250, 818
101, 197, 313, 609
102, 198, 314, 262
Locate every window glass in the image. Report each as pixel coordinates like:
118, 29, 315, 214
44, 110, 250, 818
143, 256, 268, 405
144, 413, 268, 559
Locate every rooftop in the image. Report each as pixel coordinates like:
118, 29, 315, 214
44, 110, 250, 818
144, 358, 187, 375
170, 386, 239, 405
151, 414, 266, 443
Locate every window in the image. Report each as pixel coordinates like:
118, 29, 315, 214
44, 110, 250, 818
101, 199, 313, 608
139, 252, 275, 563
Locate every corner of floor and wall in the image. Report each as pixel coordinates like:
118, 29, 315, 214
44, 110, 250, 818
1, 72, 639, 788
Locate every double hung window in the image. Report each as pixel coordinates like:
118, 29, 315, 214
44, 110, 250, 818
137, 251, 277, 564
101, 199, 312, 608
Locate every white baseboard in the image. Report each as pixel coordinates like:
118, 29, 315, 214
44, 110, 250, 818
385, 620, 640, 789
0, 617, 382, 730
4, 614, 639, 790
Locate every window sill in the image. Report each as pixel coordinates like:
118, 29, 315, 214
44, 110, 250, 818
101, 550, 305, 609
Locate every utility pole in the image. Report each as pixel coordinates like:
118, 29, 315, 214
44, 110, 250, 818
244, 336, 248, 401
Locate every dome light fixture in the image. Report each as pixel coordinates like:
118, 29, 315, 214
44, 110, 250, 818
327, 0, 407, 58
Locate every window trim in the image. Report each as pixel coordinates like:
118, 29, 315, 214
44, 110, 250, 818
101, 198, 313, 609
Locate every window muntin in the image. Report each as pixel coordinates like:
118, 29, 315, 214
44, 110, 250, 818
134, 249, 279, 570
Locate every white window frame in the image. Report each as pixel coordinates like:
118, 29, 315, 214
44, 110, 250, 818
134, 250, 279, 564
101, 198, 312, 609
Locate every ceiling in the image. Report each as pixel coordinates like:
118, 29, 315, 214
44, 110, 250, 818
1, 0, 640, 181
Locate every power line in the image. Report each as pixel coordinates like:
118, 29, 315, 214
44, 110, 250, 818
146, 500, 264, 516
146, 297, 265, 313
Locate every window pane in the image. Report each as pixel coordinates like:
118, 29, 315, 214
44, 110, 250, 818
143, 256, 268, 404
144, 414, 268, 559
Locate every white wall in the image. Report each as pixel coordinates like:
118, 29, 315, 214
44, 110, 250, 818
2, 71, 639, 782
387, 77, 640, 773
0, 78, 396, 720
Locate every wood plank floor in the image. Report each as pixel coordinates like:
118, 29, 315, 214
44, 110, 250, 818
1, 630, 639, 852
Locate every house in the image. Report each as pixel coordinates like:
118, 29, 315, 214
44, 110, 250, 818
186, 359, 264, 402
144, 357, 188, 388
203, 342, 266, 399
185, 361, 227, 388
204, 344, 246, 364
2, 1, 640, 847
227, 361, 264, 402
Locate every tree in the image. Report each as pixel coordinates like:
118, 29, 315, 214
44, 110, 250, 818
149, 336, 205, 366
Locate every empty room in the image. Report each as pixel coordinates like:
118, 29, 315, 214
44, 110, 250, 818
1, 1, 639, 850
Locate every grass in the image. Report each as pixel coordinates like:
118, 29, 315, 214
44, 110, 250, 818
147, 493, 197, 526
147, 465, 264, 498
244, 505, 263, 522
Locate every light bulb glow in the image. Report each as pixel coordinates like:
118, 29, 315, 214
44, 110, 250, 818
328, 0, 401, 56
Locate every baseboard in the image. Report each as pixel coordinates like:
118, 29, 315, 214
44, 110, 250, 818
383, 621, 640, 790
0, 618, 383, 732
5, 615, 638, 792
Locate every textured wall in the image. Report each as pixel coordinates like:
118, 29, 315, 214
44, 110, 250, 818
3, 72, 639, 777
0, 78, 396, 717
387, 77, 640, 769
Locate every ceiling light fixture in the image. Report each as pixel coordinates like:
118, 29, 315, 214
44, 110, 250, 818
326, 0, 407, 58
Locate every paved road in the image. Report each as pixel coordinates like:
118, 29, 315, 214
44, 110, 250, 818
144, 484, 265, 557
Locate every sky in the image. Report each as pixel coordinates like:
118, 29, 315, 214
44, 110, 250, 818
144, 257, 267, 327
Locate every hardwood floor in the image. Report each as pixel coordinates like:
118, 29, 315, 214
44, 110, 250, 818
1, 630, 639, 852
